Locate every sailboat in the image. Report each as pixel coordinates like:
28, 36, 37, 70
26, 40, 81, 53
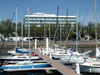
0, 61, 50, 72
0, 8, 50, 73
79, 0, 100, 73
52, 14, 92, 61
7, 48, 33, 55
0, 7, 40, 64
0, 53, 40, 63
59, 11, 95, 64
7, 7, 32, 55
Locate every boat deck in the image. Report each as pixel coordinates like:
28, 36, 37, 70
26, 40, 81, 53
8, 60, 47, 64
4, 67, 56, 72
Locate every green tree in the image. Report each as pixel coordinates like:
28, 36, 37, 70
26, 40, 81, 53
50, 24, 55, 38
23, 24, 27, 37
97, 23, 100, 39
17, 22, 27, 37
0, 19, 13, 37
56, 23, 60, 39
62, 23, 72, 40
11, 23, 16, 37
0, 22, 3, 34
85, 22, 95, 38
17, 22, 22, 36
30, 24, 37, 37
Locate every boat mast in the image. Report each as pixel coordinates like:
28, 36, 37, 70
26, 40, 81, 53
55, 6, 59, 44
66, 9, 68, 51
15, 6, 17, 49
43, 19, 45, 47
76, 11, 78, 52
51, 6, 59, 47
95, 0, 98, 48
22, 20, 23, 49
60, 19, 62, 48
28, 8, 30, 61
49, 16, 50, 45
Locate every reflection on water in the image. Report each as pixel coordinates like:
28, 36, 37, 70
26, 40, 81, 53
0, 70, 58, 75
77, 48, 96, 57
0, 49, 62, 75
0, 48, 96, 56
0, 48, 98, 75
0, 70, 61, 75
82, 73, 100, 75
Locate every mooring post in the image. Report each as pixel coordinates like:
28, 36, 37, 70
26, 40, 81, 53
50, 52, 52, 59
46, 38, 48, 55
35, 39, 37, 50
76, 63, 80, 74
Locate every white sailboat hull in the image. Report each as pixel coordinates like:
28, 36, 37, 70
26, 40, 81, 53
80, 65, 100, 73
60, 58, 97, 64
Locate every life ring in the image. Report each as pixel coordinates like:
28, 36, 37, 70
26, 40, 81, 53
4, 60, 8, 65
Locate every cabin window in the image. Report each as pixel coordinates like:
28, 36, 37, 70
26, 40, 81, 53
18, 57, 26, 58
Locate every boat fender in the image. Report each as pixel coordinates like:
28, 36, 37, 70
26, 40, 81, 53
41, 47, 42, 51
4, 60, 8, 65
92, 55, 96, 58
32, 54, 36, 57
75, 63, 80, 74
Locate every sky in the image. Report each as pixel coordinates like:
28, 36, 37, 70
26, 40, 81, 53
0, 0, 100, 25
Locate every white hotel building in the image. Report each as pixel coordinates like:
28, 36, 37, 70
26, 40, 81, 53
24, 13, 76, 27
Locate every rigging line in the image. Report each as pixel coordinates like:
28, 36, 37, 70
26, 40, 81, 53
51, 6, 59, 47
55, 6, 59, 44
66, 9, 68, 51
68, 0, 92, 61
62, 17, 76, 54
0, 10, 16, 52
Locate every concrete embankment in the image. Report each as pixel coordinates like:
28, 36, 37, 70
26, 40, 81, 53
0, 41, 100, 49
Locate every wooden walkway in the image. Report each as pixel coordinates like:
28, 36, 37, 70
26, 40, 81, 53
34, 50, 78, 75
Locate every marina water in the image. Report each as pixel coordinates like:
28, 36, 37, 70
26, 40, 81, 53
0, 48, 99, 75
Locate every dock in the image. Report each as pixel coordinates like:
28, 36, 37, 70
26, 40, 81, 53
1, 41, 99, 48
34, 50, 78, 75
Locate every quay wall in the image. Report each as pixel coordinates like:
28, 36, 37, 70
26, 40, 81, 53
0, 41, 100, 48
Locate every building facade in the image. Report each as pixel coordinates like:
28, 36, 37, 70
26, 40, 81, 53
24, 13, 76, 27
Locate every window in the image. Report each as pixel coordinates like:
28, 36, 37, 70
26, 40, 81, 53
30, 17, 33, 20
25, 17, 28, 20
